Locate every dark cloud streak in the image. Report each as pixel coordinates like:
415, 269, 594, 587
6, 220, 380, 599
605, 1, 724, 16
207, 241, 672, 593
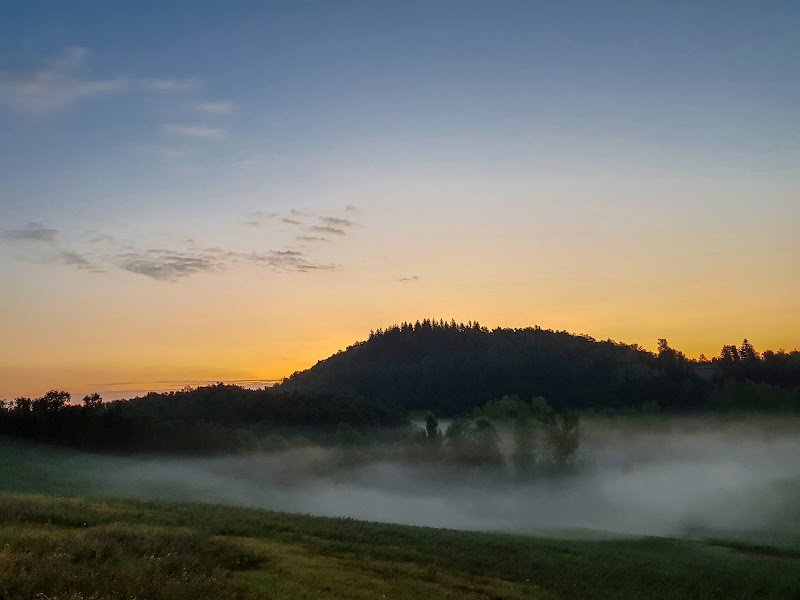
247, 250, 336, 272
60, 251, 93, 268
5, 209, 352, 281
1, 223, 59, 243
114, 250, 221, 282
308, 225, 346, 236
319, 217, 355, 228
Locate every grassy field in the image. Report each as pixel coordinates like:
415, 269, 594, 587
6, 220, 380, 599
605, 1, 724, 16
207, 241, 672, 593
1, 492, 799, 600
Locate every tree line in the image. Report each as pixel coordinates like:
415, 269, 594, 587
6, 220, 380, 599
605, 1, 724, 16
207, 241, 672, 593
0, 385, 407, 454
282, 321, 800, 415
2, 323, 798, 454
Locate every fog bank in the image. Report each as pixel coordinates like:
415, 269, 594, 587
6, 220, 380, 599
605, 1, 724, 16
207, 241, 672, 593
82, 417, 800, 541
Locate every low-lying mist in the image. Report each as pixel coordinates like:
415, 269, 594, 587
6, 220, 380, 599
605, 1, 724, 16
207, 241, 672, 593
4, 416, 800, 544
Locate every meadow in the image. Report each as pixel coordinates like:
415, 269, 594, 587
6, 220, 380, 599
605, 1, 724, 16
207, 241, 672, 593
2, 492, 800, 600
3, 414, 800, 599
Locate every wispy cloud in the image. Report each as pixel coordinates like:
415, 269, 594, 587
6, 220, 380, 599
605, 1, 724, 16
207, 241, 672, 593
308, 225, 346, 236
86, 233, 116, 245
163, 124, 226, 138
171, 165, 203, 177
193, 101, 235, 114
111, 246, 336, 281
51, 47, 88, 70
0, 48, 199, 114
1, 223, 59, 243
247, 250, 336, 272
397, 275, 420, 282
319, 217, 356, 228
114, 249, 221, 281
243, 211, 279, 226
154, 147, 185, 159
0, 47, 127, 113
3, 221, 338, 282
245, 207, 361, 241
142, 78, 197, 91
60, 251, 95, 269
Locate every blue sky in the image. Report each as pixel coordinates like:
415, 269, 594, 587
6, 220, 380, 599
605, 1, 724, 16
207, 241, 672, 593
1, 1, 799, 397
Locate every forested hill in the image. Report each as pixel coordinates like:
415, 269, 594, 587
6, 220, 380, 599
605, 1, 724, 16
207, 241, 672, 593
279, 321, 708, 415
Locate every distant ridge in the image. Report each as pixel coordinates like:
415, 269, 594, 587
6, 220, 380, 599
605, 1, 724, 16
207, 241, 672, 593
278, 320, 707, 415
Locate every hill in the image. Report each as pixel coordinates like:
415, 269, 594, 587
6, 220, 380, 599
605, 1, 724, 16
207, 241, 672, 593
279, 320, 707, 415
3, 322, 798, 455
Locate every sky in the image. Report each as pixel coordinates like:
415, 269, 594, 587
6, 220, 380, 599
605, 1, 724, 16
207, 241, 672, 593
1, 1, 799, 400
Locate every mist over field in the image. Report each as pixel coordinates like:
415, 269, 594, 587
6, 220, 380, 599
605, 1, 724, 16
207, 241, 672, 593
4, 416, 799, 543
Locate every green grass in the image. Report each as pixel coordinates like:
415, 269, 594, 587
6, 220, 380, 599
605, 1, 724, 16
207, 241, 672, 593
1, 493, 800, 599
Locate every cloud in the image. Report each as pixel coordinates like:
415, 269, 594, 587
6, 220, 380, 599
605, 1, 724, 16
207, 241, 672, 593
1, 225, 104, 271
193, 101, 235, 114
248, 250, 336, 272
154, 147, 185, 159
103, 244, 334, 281
0, 48, 200, 114
86, 234, 116, 244
307, 225, 346, 236
51, 47, 88, 70
4, 217, 342, 282
243, 211, 279, 226
171, 165, 202, 177
163, 124, 226, 138
113, 249, 221, 281
245, 208, 362, 242
141, 78, 198, 91
319, 217, 356, 228
60, 251, 92, 267
345, 204, 360, 213
1, 223, 59, 243
0, 47, 128, 113
397, 276, 420, 282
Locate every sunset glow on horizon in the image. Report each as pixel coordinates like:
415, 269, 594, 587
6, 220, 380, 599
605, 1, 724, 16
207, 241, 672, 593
2, 2, 798, 400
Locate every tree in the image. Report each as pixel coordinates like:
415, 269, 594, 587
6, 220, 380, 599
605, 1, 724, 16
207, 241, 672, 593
33, 390, 70, 412
530, 396, 554, 424
335, 422, 365, 448
739, 339, 759, 362
512, 414, 536, 476
424, 411, 441, 444
82, 393, 103, 409
720, 344, 740, 363
444, 418, 471, 459
473, 417, 504, 466
658, 338, 683, 375
13, 397, 32, 412
546, 412, 580, 466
